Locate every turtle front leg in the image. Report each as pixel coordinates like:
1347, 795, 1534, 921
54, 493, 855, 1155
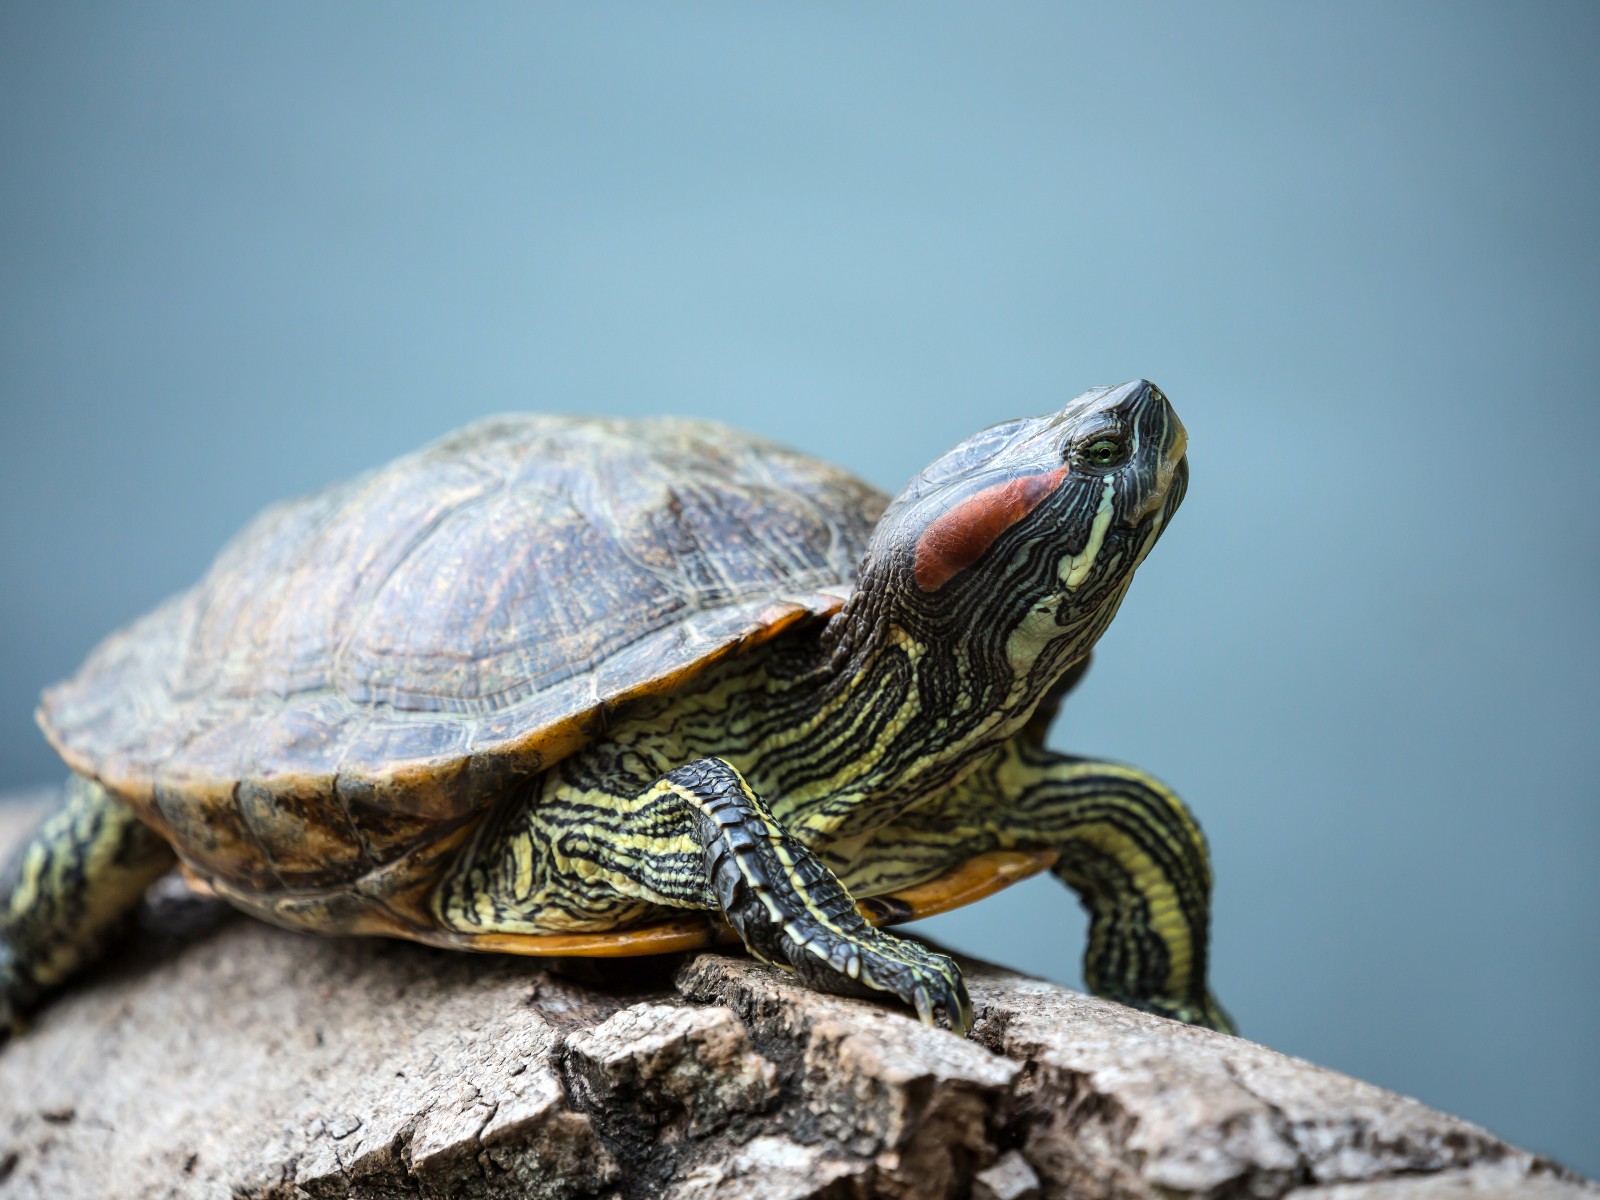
984, 739, 1232, 1031
851, 738, 1233, 1033
1, 775, 176, 1036
437, 757, 972, 1033
656, 759, 972, 1031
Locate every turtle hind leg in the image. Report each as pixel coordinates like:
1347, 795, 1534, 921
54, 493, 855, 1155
435, 756, 973, 1033
0, 775, 176, 1036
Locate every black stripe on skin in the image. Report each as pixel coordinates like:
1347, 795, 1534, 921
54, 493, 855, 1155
1, 776, 175, 1033
1006, 750, 1229, 1030
665, 758, 972, 1032
441, 754, 974, 1033
830, 737, 1233, 1034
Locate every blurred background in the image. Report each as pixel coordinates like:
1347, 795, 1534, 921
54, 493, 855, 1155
2, 2, 1596, 1174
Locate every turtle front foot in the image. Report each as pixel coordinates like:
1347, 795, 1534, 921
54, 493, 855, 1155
626, 755, 977, 1035
1114, 989, 1236, 1035
779, 921, 974, 1035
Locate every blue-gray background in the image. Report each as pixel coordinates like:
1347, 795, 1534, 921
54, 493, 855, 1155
3, 2, 1596, 1174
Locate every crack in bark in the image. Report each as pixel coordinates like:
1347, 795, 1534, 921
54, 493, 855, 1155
1218, 1055, 1313, 1199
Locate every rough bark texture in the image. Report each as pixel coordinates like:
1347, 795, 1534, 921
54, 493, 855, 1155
0, 798, 1589, 1200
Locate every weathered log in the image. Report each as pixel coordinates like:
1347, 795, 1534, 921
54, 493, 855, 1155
0, 798, 1588, 1200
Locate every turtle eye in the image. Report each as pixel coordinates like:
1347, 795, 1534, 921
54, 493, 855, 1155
1080, 437, 1125, 468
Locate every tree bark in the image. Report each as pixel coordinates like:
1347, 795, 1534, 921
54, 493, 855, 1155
0, 796, 1588, 1200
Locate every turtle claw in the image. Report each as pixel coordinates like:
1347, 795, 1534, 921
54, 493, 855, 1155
954, 983, 975, 1034
782, 923, 972, 1036
932, 978, 975, 1036
896, 948, 972, 1036
910, 979, 972, 1035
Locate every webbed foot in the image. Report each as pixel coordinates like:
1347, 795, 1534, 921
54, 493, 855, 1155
1115, 988, 1235, 1034
779, 919, 973, 1034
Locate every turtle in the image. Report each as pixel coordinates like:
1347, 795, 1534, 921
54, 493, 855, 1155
0, 379, 1231, 1038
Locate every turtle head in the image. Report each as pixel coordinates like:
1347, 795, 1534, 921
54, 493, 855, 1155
869, 379, 1188, 675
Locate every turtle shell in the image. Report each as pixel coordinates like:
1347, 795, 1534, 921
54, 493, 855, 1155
39, 416, 883, 899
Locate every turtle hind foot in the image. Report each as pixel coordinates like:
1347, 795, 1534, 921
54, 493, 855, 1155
0, 939, 35, 1043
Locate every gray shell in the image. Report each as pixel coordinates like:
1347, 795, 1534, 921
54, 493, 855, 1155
39, 416, 884, 893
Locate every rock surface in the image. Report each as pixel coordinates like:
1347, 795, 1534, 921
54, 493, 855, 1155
0, 799, 1590, 1200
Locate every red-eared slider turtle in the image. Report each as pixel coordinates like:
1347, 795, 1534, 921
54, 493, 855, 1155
0, 381, 1231, 1037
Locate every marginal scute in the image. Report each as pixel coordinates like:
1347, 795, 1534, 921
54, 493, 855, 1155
38, 416, 884, 898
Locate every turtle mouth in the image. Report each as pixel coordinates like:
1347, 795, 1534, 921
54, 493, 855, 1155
1163, 453, 1190, 520
1129, 454, 1187, 568
1129, 418, 1188, 524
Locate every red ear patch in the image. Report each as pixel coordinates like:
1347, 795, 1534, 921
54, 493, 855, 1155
913, 466, 1068, 591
